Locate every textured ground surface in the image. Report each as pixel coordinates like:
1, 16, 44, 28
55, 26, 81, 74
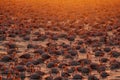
0, 0, 120, 80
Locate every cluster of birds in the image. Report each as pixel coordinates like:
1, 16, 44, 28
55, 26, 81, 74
0, 22, 120, 80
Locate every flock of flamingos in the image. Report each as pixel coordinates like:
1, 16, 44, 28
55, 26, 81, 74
0, 0, 120, 80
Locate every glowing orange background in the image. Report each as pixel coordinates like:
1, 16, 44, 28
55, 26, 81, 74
0, 0, 120, 22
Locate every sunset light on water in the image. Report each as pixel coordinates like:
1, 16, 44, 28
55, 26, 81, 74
0, 0, 120, 80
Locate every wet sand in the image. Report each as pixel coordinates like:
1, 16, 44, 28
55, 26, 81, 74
0, 0, 120, 80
